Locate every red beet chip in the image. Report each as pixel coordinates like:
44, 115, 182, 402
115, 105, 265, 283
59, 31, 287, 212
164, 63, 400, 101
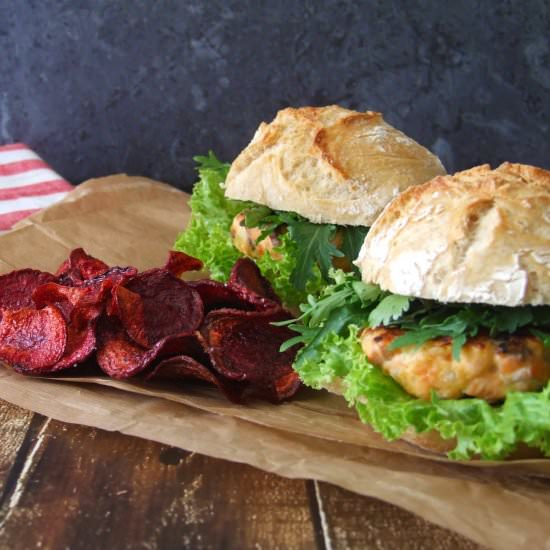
0, 269, 56, 311
33, 282, 104, 318
200, 308, 302, 402
55, 248, 110, 285
14, 322, 98, 375
0, 306, 67, 372
96, 317, 150, 378
30, 268, 137, 372
82, 266, 138, 289
36, 267, 136, 317
96, 316, 201, 379
116, 269, 204, 347
163, 250, 203, 277
147, 355, 245, 403
229, 258, 280, 303
52, 323, 97, 371
25, 284, 101, 372
187, 279, 257, 312
227, 259, 281, 310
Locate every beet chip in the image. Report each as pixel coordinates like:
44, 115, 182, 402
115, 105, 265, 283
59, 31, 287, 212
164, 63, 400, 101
200, 308, 302, 402
33, 268, 133, 323
0, 306, 67, 372
147, 355, 245, 403
0, 269, 56, 311
187, 280, 257, 313
163, 250, 203, 277
34, 282, 105, 318
116, 270, 204, 347
96, 316, 201, 379
228, 258, 280, 305
83, 266, 138, 289
53, 324, 97, 371
55, 248, 109, 285
31, 268, 137, 371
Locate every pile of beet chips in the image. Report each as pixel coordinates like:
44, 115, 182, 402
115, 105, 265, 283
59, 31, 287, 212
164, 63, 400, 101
0, 248, 301, 403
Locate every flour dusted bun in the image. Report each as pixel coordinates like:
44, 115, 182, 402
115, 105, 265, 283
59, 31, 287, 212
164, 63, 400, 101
224, 106, 445, 226
356, 162, 550, 306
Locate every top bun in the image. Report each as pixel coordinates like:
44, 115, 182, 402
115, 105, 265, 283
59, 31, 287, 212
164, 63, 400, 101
356, 163, 550, 306
224, 106, 445, 226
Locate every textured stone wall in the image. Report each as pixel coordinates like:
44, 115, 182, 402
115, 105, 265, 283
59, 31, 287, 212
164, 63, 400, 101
1, 1, 549, 189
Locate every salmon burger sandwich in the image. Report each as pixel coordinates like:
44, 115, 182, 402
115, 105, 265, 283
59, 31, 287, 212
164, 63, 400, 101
174, 105, 445, 307
286, 162, 550, 460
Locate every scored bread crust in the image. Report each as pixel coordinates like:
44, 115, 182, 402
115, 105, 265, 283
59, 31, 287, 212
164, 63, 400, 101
356, 162, 550, 306
224, 106, 446, 226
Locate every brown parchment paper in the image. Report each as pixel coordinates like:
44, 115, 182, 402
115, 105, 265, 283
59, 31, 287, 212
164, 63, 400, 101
1, 175, 550, 549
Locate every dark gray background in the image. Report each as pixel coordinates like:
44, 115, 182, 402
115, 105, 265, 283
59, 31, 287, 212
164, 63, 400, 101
1, 1, 549, 190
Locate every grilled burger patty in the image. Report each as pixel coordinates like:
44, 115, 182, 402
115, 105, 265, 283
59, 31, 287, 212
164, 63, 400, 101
361, 327, 550, 401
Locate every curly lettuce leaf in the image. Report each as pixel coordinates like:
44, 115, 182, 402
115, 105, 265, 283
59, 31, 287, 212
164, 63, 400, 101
173, 152, 245, 281
294, 326, 550, 460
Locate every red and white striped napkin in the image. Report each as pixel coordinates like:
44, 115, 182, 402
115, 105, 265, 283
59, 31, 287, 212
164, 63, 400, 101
0, 143, 73, 233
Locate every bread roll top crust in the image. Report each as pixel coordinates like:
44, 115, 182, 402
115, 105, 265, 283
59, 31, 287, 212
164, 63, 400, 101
225, 105, 445, 226
356, 162, 550, 306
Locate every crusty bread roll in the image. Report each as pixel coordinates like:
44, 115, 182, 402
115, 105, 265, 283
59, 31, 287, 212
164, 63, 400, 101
356, 162, 550, 306
225, 106, 446, 226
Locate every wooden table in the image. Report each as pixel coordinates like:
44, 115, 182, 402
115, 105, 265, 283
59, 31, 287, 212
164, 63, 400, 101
0, 399, 480, 549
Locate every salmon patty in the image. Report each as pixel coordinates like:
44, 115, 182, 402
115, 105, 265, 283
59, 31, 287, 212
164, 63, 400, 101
360, 327, 550, 401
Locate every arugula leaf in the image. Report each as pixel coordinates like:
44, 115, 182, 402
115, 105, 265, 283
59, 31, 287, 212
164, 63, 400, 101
368, 295, 411, 327
286, 272, 550, 360
287, 269, 380, 328
341, 226, 369, 275
243, 205, 275, 229
243, 206, 370, 291
292, 304, 367, 370
487, 307, 534, 334
287, 222, 344, 289
531, 328, 550, 348
352, 281, 383, 304
391, 309, 477, 359
390, 303, 550, 358
254, 231, 325, 307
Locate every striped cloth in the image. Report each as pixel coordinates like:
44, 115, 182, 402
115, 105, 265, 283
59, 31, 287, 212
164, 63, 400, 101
0, 143, 73, 233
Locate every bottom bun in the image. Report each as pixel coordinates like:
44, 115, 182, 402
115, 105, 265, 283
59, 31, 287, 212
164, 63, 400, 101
321, 379, 544, 459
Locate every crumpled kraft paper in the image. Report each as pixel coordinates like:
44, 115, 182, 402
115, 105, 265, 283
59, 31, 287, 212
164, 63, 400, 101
0, 175, 549, 549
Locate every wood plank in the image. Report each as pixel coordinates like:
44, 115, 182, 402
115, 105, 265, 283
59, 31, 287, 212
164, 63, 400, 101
0, 400, 34, 486
0, 399, 487, 549
0, 399, 38, 492
0, 419, 320, 549
314, 481, 482, 549
0, 400, 49, 539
